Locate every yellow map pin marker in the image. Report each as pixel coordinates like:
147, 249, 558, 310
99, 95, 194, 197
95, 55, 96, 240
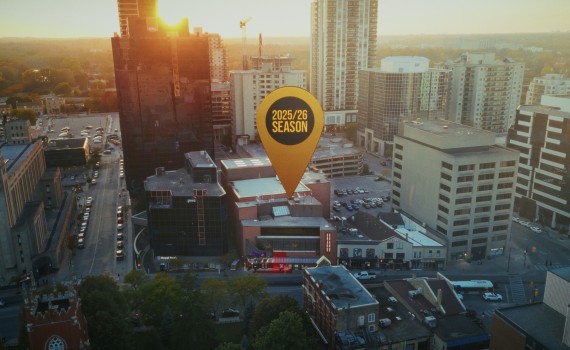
256, 86, 324, 197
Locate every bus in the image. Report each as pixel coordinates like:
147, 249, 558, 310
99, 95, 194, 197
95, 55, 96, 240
452, 280, 494, 293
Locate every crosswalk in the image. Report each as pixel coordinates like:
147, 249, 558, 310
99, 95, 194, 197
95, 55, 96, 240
534, 264, 570, 271
509, 275, 527, 305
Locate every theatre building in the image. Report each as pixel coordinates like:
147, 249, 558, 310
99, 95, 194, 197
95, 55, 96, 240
221, 158, 335, 269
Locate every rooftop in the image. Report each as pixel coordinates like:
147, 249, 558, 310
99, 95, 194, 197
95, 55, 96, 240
395, 228, 442, 247
222, 157, 272, 170
520, 104, 570, 119
496, 303, 569, 350
231, 177, 310, 199
305, 265, 378, 310
242, 214, 333, 230
550, 266, 570, 282
0, 142, 38, 174
144, 168, 225, 197
185, 150, 216, 169
45, 137, 88, 149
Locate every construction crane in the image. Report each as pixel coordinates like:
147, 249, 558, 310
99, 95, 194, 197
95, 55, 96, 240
240, 17, 252, 70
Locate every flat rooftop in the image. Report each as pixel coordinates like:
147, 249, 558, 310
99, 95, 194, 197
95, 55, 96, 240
242, 215, 333, 230
0, 142, 37, 174
144, 168, 225, 197
222, 157, 272, 170
497, 303, 569, 350
45, 137, 88, 149
231, 177, 310, 199
185, 151, 216, 169
305, 265, 378, 309
520, 104, 570, 119
551, 266, 570, 282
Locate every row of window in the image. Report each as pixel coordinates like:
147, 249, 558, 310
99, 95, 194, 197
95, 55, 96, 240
442, 160, 515, 171
440, 182, 514, 193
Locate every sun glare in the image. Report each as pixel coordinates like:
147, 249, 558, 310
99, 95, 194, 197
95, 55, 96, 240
157, 2, 184, 25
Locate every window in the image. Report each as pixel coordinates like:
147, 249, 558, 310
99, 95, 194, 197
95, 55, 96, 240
456, 197, 471, 204
458, 175, 473, 183
438, 204, 449, 213
48, 337, 65, 350
499, 171, 514, 179
387, 243, 394, 249
478, 184, 493, 191
437, 215, 448, 224
395, 153, 403, 160
455, 207, 471, 216
500, 160, 515, 167
439, 194, 450, 203
474, 217, 490, 223
366, 249, 375, 258
451, 240, 467, 247
436, 225, 447, 234
454, 219, 469, 226
384, 252, 393, 259
394, 162, 402, 170
459, 164, 475, 171
495, 204, 511, 211
395, 144, 403, 150
476, 195, 492, 203
473, 227, 488, 234
478, 173, 494, 181
475, 206, 490, 213
442, 161, 453, 170
340, 248, 348, 257
353, 248, 362, 257
440, 183, 451, 192
494, 214, 509, 221
493, 225, 508, 231
497, 183, 513, 189
396, 242, 403, 249
368, 313, 376, 323
480, 162, 495, 169
456, 186, 472, 194
441, 172, 452, 181
453, 230, 468, 237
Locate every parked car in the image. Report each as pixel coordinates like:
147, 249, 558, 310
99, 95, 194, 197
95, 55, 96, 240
116, 249, 124, 260
221, 308, 240, 318
482, 292, 503, 301
77, 238, 85, 249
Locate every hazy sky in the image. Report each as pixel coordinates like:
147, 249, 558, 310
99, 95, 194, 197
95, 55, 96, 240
1, 0, 569, 38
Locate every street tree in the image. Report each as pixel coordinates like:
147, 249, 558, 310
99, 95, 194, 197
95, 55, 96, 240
201, 278, 227, 316
253, 311, 315, 350
170, 292, 217, 350
249, 295, 301, 338
79, 275, 133, 350
215, 343, 243, 350
227, 274, 267, 309
140, 273, 184, 327
12, 108, 37, 125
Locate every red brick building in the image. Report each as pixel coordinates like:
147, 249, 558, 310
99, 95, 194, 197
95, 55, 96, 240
24, 285, 90, 350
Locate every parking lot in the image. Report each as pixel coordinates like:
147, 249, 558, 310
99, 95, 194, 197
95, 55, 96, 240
329, 175, 393, 219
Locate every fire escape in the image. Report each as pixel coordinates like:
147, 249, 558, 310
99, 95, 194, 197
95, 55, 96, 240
194, 189, 207, 245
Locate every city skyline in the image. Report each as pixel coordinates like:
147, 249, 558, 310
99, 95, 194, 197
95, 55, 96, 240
1, 0, 569, 39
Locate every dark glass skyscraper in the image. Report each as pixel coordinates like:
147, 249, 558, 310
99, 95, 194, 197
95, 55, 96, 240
112, 1, 214, 192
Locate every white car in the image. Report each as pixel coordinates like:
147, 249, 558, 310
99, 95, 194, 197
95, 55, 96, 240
482, 292, 503, 301
117, 223, 123, 231
530, 226, 542, 234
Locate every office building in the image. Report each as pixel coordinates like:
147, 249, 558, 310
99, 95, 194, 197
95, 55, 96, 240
490, 267, 570, 350
144, 151, 227, 257
357, 56, 450, 156
392, 120, 518, 260
526, 74, 570, 105
507, 95, 570, 229
445, 53, 524, 133
230, 56, 306, 144
112, 5, 214, 191
310, 0, 378, 116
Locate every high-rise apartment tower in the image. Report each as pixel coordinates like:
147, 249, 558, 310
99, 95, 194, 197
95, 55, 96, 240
310, 0, 378, 113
